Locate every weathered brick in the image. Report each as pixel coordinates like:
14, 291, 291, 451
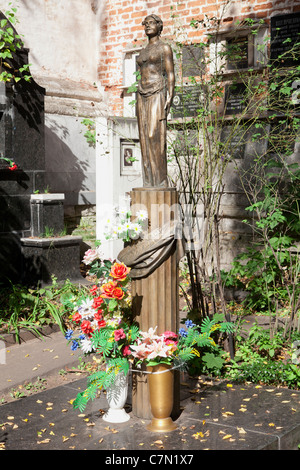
98, 0, 300, 116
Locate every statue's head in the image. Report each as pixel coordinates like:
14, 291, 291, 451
142, 14, 163, 36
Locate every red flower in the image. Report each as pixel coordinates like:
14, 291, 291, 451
72, 311, 82, 324
94, 310, 103, 321
100, 281, 118, 299
110, 262, 130, 282
90, 285, 98, 296
114, 328, 126, 341
9, 162, 17, 171
81, 320, 93, 337
92, 296, 104, 309
97, 319, 106, 329
112, 287, 124, 300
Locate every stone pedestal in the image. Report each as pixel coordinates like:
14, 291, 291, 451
21, 235, 83, 287
30, 193, 65, 237
129, 187, 180, 419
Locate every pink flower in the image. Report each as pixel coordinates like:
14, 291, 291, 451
146, 339, 172, 360
114, 328, 126, 341
82, 247, 103, 265
164, 339, 178, 353
163, 331, 178, 339
130, 341, 151, 360
122, 345, 131, 356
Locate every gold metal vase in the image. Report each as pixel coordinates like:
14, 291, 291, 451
147, 363, 177, 432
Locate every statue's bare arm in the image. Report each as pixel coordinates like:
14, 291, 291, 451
163, 44, 175, 116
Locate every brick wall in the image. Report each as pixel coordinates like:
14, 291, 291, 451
98, 0, 300, 116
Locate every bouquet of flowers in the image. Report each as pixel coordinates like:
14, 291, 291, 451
130, 316, 235, 369
102, 201, 148, 243
63, 261, 140, 411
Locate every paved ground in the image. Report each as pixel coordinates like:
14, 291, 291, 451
0, 327, 300, 452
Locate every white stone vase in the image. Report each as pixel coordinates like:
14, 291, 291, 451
103, 369, 130, 423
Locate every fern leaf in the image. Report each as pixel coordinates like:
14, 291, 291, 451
73, 392, 88, 412
178, 347, 197, 363
200, 317, 215, 334
130, 324, 140, 341
220, 321, 235, 333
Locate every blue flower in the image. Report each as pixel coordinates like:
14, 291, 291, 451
65, 329, 73, 340
79, 334, 85, 341
185, 319, 195, 329
179, 328, 188, 337
71, 340, 79, 351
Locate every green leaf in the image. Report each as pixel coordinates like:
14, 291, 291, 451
108, 298, 118, 311
202, 352, 224, 371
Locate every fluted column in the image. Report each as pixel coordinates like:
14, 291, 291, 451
130, 187, 180, 419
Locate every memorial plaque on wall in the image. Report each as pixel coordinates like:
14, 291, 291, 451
271, 12, 300, 66
227, 36, 249, 71
182, 44, 204, 77
220, 125, 246, 159
171, 86, 205, 119
224, 83, 247, 115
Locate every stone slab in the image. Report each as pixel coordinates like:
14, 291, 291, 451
0, 375, 299, 450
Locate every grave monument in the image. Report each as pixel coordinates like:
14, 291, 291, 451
0, 12, 82, 286
118, 14, 181, 421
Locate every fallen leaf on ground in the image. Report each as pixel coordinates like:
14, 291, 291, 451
192, 432, 204, 439
237, 427, 247, 434
37, 439, 50, 444
222, 411, 234, 416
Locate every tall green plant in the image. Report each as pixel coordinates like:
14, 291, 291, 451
167, 6, 300, 342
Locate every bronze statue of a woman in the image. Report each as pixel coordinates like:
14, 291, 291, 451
136, 14, 175, 188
